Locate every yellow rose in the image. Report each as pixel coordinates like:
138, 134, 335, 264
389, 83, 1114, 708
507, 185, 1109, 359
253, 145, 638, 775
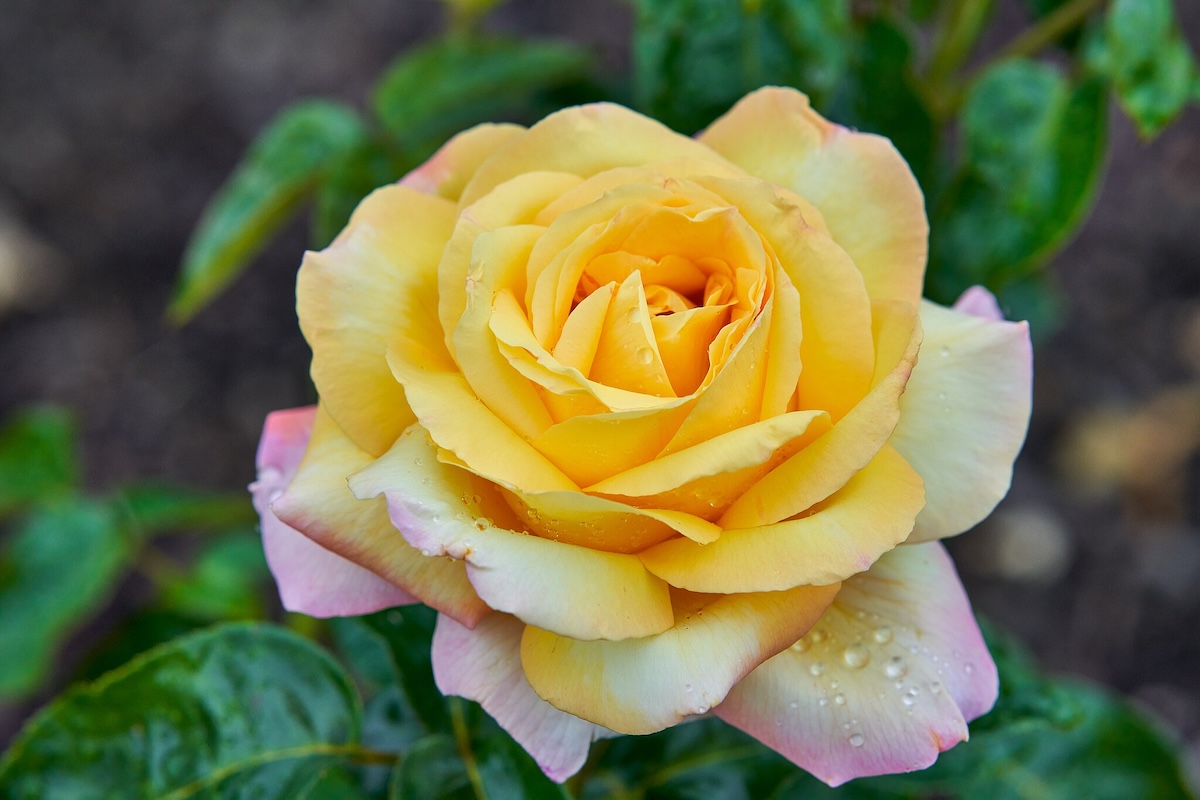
251, 87, 1032, 785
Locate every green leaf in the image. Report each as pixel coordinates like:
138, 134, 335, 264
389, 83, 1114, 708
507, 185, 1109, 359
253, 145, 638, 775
1101, 0, 1197, 139
927, 60, 1108, 304
389, 735, 473, 800
632, 0, 852, 134
331, 605, 447, 733
169, 101, 367, 324
0, 498, 132, 699
114, 482, 258, 536
0, 407, 78, 517
372, 37, 592, 159
159, 531, 270, 621
74, 610, 205, 682
0, 623, 367, 799
312, 138, 413, 249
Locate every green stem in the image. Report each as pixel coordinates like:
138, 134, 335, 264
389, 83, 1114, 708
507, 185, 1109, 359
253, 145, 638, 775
927, 0, 996, 93
943, 0, 1109, 115
450, 698, 489, 800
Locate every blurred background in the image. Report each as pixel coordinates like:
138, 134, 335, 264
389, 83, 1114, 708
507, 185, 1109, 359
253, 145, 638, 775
0, 0, 1197, 777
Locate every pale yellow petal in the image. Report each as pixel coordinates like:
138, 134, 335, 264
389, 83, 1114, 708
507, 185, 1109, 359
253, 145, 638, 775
298, 185, 455, 456
894, 301, 1033, 541
350, 426, 675, 641
639, 444, 925, 592
520, 583, 839, 735
400, 123, 524, 201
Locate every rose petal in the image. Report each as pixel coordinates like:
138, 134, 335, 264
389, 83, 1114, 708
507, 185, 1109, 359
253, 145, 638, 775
639, 444, 924, 592
459, 102, 730, 207
700, 87, 928, 307
952, 284, 1004, 321
718, 300, 922, 529
251, 406, 417, 618
891, 294, 1032, 542
432, 612, 609, 783
716, 542, 997, 787
400, 122, 524, 201
298, 184, 456, 456
349, 426, 676, 641
271, 407, 488, 625
520, 583, 839, 735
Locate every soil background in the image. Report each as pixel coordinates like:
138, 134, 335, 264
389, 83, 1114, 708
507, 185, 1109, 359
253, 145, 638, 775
1, 0, 1199, 778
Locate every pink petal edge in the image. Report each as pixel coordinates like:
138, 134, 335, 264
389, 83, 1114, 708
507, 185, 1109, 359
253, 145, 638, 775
715, 543, 998, 787
251, 406, 416, 617
952, 285, 1005, 322
432, 612, 609, 783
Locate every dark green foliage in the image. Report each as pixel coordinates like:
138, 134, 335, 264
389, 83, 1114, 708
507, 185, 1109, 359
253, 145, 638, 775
0, 408, 78, 517
0, 624, 364, 800
632, 0, 851, 134
0, 498, 132, 698
168, 101, 368, 323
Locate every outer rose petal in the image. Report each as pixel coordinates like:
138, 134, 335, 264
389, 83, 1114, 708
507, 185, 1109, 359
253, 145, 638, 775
890, 290, 1033, 542
520, 583, 839, 735
400, 122, 524, 201
272, 407, 488, 626
432, 612, 609, 782
251, 407, 416, 617
952, 284, 1004, 321
716, 542, 997, 787
700, 87, 928, 307
298, 184, 456, 456
349, 425, 676, 642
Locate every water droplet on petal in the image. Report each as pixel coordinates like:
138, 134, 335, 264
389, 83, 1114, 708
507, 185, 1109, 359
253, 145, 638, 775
849, 733, 865, 748
636, 347, 654, 365
930, 681, 943, 695
873, 626, 893, 644
940, 346, 951, 358
885, 656, 908, 679
810, 629, 828, 644
818, 697, 828, 707
414, 457, 424, 466
473, 517, 491, 531
843, 643, 870, 669
964, 662, 975, 674
809, 662, 825, 677
684, 684, 693, 693
790, 638, 811, 653
834, 693, 846, 706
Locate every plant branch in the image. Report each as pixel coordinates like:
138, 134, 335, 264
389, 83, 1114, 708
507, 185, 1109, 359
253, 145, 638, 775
450, 698, 489, 800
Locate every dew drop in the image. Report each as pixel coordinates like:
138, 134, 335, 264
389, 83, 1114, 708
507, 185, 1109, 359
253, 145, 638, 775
842, 643, 870, 669
420, 549, 433, 557
849, 733, 865, 748
885, 656, 908, 679
789, 700, 799, 710
903, 688, 919, 707
790, 638, 811, 654
414, 457, 424, 466
834, 693, 846, 706
939, 346, 950, 358
809, 662, 825, 677
471, 494, 482, 504
930, 681, 943, 695
818, 697, 828, 707
636, 347, 655, 365
809, 629, 828, 644
964, 662, 976, 675
473, 517, 491, 531
873, 626, 893, 644
684, 683, 694, 693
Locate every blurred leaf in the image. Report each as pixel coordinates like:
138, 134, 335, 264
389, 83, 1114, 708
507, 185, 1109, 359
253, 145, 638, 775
331, 605, 447, 733
372, 37, 592, 159
994, 272, 1067, 343
0, 498, 131, 699
927, 60, 1108, 304
115, 482, 258, 536
0, 623, 367, 799
312, 137, 413, 249
829, 17, 936, 188
632, 0, 852, 134
389, 735, 473, 800
169, 101, 367, 324
159, 531, 270, 621
1095, 0, 1197, 139
0, 407, 78, 517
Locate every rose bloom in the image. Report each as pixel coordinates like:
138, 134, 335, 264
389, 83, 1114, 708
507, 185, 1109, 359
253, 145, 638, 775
251, 87, 1031, 786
